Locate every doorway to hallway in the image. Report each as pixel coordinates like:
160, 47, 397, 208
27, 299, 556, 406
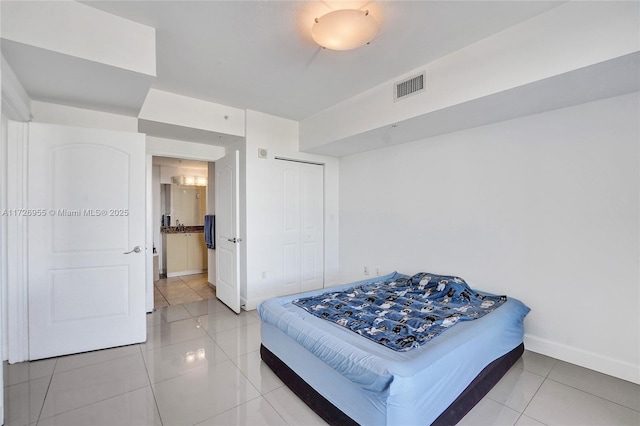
154, 273, 216, 307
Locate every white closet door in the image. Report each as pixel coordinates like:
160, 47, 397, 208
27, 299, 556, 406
279, 160, 324, 295
281, 163, 301, 296
299, 163, 324, 292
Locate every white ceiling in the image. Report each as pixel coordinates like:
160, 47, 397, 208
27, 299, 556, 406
80, 0, 564, 121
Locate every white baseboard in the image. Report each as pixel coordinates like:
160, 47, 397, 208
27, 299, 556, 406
166, 269, 206, 278
242, 296, 262, 312
524, 333, 639, 384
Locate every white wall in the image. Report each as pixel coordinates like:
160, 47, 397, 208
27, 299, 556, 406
243, 110, 340, 309
0, 114, 8, 362
146, 136, 225, 161
139, 89, 245, 137
1, 58, 31, 369
338, 93, 639, 384
0, 113, 6, 423
1, 55, 31, 121
31, 101, 138, 132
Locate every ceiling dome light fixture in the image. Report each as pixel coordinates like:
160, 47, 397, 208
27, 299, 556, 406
312, 9, 379, 51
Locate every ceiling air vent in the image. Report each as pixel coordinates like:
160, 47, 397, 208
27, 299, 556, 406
394, 72, 425, 102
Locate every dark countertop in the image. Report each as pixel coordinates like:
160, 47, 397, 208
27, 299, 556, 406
161, 226, 204, 234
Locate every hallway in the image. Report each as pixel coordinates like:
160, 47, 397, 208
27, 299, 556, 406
154, 274, 216, 307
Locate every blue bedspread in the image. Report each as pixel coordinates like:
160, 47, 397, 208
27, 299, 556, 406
292, 272, 507, 351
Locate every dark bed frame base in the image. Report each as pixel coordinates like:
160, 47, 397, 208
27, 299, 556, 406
260, 342, 525, 426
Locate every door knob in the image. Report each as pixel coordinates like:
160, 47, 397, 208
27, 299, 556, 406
123, 246, 142, 254
227, 238, 242, 243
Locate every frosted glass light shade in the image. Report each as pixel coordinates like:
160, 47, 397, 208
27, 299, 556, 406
312, 9, 379, 51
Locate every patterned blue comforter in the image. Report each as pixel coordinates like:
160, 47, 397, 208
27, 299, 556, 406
292, 272, 507, 351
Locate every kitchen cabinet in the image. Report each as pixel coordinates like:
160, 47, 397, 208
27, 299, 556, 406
165, 232, 206, 277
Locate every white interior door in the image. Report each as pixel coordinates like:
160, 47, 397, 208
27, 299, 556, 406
215, 150, 241, 313
27, 122, 146, 360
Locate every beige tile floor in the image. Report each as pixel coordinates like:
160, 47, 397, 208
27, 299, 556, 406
154, 273, 216, 307
3, 298, 639, 425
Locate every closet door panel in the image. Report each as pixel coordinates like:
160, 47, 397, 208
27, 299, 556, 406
300, 163, 324, 292
281, 165, 301, 296
275, 160, 324, 296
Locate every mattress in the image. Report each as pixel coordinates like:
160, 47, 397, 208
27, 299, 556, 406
258, 272, 530, 425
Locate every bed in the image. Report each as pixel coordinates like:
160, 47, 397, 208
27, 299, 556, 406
258, 271, 530, 425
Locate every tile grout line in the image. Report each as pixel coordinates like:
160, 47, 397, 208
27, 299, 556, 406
224, 356, 263, 418
38, 384, 154, 423
35, 357, 58, 425
150, 295, 280, 424
513, 356, 557, 426
514, 368, 554, 426
53, 344, 143, 375
153, 283, 170, 308
154, 273, 214, 306
193, 394, 286, 426
260, 389, 290, 425
542, 359, 640, 413
544, 376, 640, 414
486, 355, 554, 426
36, 353, 151, 423
156, 279, 202, 304
20, 292, 254, 425
139, 340, 165, 425
186, 318, 280, 426
140, 340, 230, 387
142, 301, 234, 388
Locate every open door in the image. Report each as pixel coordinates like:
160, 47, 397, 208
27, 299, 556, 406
27, 122, 146, 359
215, 150, 241, 313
